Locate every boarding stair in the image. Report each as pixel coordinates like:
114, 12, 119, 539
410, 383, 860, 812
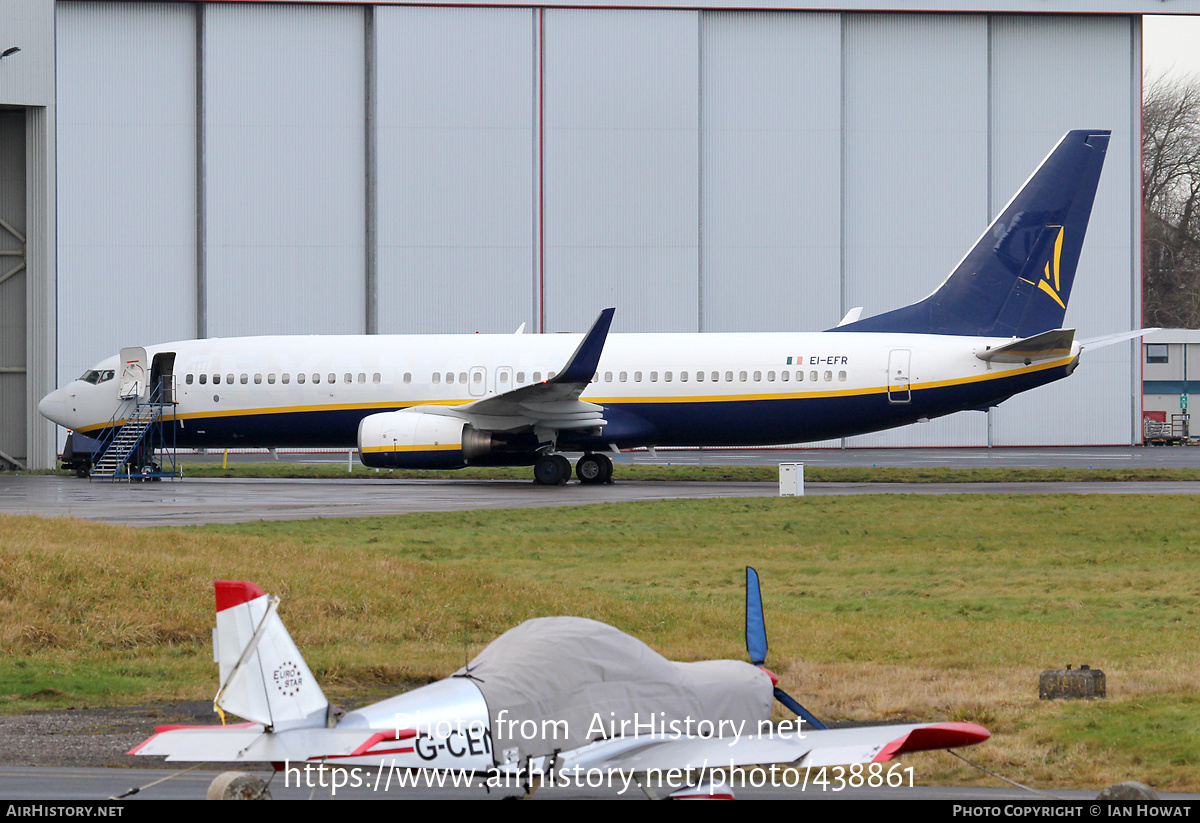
89, 380, 180, 480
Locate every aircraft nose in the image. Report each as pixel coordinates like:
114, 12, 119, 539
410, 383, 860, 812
38, 387, 68, 426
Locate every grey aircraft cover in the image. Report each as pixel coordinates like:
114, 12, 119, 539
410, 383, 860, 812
452, 616, 774, 763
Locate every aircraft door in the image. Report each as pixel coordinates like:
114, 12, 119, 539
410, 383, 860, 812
150, 352, 177, 404
887, 349, 911, 404
469, 366, 487, 397
118, 347, 149, 400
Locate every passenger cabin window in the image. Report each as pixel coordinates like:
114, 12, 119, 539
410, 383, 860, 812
282, 373, 290, 384
267, 374, 276, 384
695, 371, 703, 382
403, 373, 412, 384
517, 372, 526, 383
533, 372, 542, 382
780, 371, 789, 382
725, 371, 733, 382
226, 374, 233, 384
240, 374, 248, 384
373, 373, 381, 383
604, 372, 612, 382
650, 371, 659, 382
739, 371, 747, 382
838, 370, 847, 381
680, 371, 688, 382
358, 373, 366, 383
753, 371, 762, 382
186, 374, 194, 385
459, 372, 468, 384
446, 373, 455, 384
433, 373, 441, 384
824, 371, 832, 382
634, 371, 643, 382
254, 374, 262, 384
297, 373, 306, 384
198, 374, 207, 385
809, 371, 818, 382
328, 373, 336, 384
312, 373, 320, 384
619, 371, 628, 382
664, 371, 672, 382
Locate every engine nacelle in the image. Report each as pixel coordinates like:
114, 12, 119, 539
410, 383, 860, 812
358, 409, 492, 469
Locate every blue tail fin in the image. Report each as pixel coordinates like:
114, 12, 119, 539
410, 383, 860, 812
833, 130, 1109, 338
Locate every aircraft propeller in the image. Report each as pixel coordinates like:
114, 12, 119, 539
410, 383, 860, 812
744, 566, 827, 730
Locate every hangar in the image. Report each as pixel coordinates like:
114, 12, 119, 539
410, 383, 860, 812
1, 0, 1184, 469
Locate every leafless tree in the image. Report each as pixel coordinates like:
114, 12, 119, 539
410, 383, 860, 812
1144, 74, 1200, 328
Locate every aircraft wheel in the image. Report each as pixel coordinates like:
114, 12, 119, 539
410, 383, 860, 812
577, 453, 613, 485
206, 770, 272, 800
534, 454, 570, 485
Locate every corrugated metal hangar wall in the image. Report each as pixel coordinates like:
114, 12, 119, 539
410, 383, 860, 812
45, 1, 1143, 460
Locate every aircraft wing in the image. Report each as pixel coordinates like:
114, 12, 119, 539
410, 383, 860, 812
129, 723, 421, 763
556, 721, 989, 774
451, 308, 615, 433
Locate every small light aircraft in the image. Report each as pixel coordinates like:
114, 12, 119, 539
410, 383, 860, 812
41, 130, 1146, 484
130, 568, 989, 799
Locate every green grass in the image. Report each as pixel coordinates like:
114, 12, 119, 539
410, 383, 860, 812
30, 460, 1200, 483
4, 495, 1200, 790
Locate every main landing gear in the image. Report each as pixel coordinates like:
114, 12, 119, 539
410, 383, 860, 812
533, 452, 614, 486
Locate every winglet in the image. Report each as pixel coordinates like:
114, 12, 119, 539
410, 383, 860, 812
552, 308, 615, 385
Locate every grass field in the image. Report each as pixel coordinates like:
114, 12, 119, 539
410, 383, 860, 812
3, 494, 1198, 791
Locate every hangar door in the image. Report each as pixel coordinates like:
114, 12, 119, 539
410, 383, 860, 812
0, 110, 25, 469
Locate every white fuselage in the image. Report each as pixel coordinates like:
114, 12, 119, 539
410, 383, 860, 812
40, 329, 1079, 456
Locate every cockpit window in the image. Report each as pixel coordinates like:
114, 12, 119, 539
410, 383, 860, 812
79, 369, 115, 385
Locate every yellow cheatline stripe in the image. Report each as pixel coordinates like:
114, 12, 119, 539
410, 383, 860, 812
74, 398, 471, 434
360, 444, 460, 454
75, 356, 1074, 433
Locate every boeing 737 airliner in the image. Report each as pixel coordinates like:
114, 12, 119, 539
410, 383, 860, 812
39, 130, 1142, 484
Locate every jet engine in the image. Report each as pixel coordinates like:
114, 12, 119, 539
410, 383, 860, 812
357, 409, 494, 469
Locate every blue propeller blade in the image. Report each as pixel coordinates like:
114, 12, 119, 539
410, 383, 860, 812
745, 566, 827, 730
745, 567, 767, 667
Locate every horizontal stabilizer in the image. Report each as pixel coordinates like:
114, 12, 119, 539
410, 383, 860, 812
130, 724, 420, 763
1079, 328, 1160, 351
976, 329, 1075, 363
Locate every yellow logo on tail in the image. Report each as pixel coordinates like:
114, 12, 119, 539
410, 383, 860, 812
1037, 226, 1066, 309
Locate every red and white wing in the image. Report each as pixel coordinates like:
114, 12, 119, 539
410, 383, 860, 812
561, 721, 989, 773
